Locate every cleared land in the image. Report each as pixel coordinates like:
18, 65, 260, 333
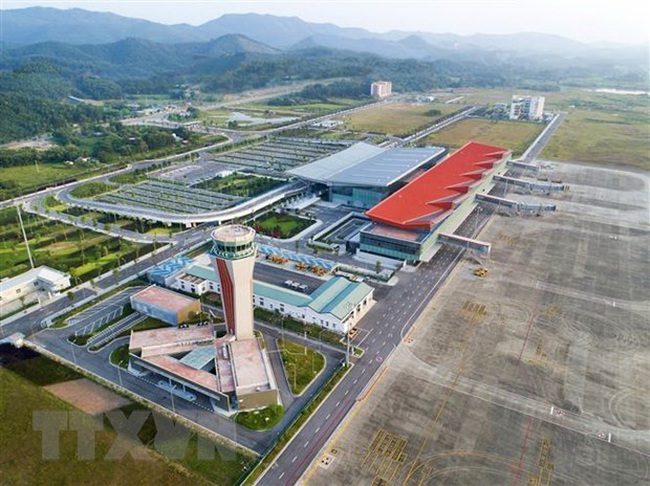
337, 103, 460, 137
420, 118, 544, 156
308, 163, 650, 486
45, 378, 131, 415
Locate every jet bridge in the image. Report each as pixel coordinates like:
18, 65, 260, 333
476, 194, 556, 213
494, 175, 568, 193
438, 233, 491, 255
476, 193, 520, 208
507, 160, 540, 174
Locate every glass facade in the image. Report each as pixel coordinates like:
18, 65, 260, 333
330, 186, 386, 209
359, 232, 422, 261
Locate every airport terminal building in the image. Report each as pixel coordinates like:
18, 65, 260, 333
289, 142, 446, 209
361, 142, 511, 262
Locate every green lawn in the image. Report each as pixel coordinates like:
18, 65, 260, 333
236, 404, 284, 430
278, 339, 325, 395
110, 344, 130, 369
1, 355, 246, 485
339, 102, 460, 137
69, 181, 116, 199
420, 118, 545, 156
251, 212, 315, 239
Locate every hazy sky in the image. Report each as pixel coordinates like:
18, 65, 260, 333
2, 0, 648, 44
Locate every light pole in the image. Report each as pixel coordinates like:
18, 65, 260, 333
170, 383, 176, 413
116, 363, 124, 387
70, 341, 77, 366
344, 302, 354, 367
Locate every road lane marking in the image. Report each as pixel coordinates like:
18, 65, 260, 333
292, 455, 297, 463
325, 413, 331, 420
279, 472, 285, 479
304, 440, 310, 448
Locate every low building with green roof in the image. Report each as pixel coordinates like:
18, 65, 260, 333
175, 265, 375, 334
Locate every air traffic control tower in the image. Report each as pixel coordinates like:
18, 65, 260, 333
209, 225, 256, 341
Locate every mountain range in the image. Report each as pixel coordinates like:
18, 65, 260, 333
2, 7, 644, 63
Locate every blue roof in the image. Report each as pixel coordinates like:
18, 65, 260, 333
149, 256, 193, 278
254, 281, 312, 307
180, 346, 215, 370
309, 277, 374, 319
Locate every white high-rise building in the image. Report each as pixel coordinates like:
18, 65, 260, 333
509, 95, 545, 120
209, 225, 256, 341
371, 80, 392, 98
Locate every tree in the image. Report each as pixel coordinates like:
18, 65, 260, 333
67, 291, 75, 301
375, 260, 383, 274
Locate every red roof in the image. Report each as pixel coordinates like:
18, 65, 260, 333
366, 142, 509, 229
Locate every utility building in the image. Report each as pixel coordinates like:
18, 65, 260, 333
130, 286, 200, 326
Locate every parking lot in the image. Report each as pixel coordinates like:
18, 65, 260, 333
70, 287, 143, 336
307, 162, 650, 485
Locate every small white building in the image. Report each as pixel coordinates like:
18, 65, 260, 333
509, 95, 545, 121
371, 81, 392, 98
0, 266, 71, 305
175, 265, 375, 334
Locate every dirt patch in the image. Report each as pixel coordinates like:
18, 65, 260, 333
44, 378, 131, 415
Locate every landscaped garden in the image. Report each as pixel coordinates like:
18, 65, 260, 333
236, 404, 284, 430
277, 339, 326, 395
0, 206, 151, 283
251, 212, 315, 239
194, 173, 285, 197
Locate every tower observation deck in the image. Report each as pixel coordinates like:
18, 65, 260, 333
209, 225, 257, 340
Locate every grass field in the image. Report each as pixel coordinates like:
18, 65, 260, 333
0, 163, 100, 200
278, 339, 325, 395
0, 353, 245, 485
540, 91, 650, 169
419, 118, 545, 156
252, 212, 315, 239
337, 103, 460, 137
434, 87, 650, 168
0, 207, 150, 282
